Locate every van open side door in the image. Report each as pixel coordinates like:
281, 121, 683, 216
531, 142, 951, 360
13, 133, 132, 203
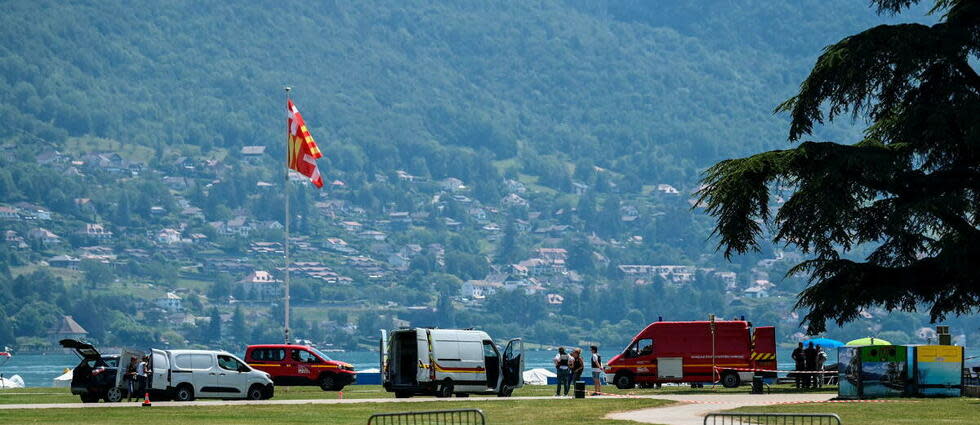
497, 338, 524, 396
149, 349, 170, 392
379, 330, 389, 385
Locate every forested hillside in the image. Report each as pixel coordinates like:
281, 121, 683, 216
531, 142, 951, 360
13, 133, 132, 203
1, 0, 899, 182
3, 1, 972, 352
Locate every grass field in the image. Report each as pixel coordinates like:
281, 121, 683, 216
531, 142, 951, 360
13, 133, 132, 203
729, 397, 980, 425
0, 398, 671, 424
0, 384, 834, 405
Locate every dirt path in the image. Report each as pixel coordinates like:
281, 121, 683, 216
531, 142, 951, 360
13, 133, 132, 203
605, 393, 837, 425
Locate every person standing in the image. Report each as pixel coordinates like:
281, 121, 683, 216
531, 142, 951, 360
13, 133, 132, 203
553, 347, 571, 397
791, 342, 805, 389
803, 342, 818, 389
124, 356, 138, 401
590, 346, 603, 396
570, 348, 585, 385
815, 346, 828, 388
135, 356, 149, 398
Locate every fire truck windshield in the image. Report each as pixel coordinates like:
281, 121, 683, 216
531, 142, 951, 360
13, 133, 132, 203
309, 347, 333, 362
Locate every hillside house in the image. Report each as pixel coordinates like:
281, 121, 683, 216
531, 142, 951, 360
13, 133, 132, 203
656, 184, 680, 195
155, 292, 183, 311
240, 270, 282, 302
82, 223, 113, 240
28, 228, 61, 246
462, 279, 503, 300
0, 206, 19, 220
48, 255, 81, 270
440, 177, 465, 192
241, 146, 266, 162
49, 316, 88, 347
156, 228, 182, 244
341, 221, 363, 232
501, 193, 528, 208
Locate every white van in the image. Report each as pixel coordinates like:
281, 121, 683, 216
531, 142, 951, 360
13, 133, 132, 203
381, 328, 524, 398
148, 349, 274, 401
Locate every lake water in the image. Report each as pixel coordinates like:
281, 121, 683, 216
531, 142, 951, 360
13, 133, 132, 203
4, 347, 976, 387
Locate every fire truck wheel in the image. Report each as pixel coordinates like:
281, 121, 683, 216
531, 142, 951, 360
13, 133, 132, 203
613, 372, 635, 389
497, 386, 513, 397
319, 374, 337, 391
435, 380, 454, 398
721, 372, 741, 388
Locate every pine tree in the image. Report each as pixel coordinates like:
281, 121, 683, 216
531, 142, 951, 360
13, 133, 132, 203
697, 0, 980, 333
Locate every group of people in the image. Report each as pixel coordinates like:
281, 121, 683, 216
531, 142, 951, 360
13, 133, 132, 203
124, 355, 150, 401
553, 346, 603, 397
791, 342, 828, 389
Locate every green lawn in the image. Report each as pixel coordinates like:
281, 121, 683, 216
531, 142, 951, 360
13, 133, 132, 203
0, 398, 671, 424
0, 384, 835, 405
729, 397, 980, 425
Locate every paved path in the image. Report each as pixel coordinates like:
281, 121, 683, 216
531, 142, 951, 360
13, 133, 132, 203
605, 393, 837, 425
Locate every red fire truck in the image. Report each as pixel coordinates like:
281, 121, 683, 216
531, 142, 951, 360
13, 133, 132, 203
604, 320, 776, 388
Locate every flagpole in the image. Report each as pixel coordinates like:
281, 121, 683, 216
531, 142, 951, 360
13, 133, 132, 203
283, 86, 292, 345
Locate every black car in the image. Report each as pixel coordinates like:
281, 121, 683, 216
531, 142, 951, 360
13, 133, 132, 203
60, 339, 127, 403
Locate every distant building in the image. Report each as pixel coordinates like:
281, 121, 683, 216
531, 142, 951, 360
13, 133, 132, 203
240, 270, 282, 302
82, 223, 113, 240
241, 146, 266, 162
48, 255, 81, 270
155, 292, 183, 311
156, 228, 182, 244
50, 316, 88, 346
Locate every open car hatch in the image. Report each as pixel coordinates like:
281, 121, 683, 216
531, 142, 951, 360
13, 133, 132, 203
59, 339, 100, 359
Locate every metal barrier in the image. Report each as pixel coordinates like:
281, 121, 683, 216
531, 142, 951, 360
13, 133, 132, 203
368, 409, 486, 425
704, 413, 841, 424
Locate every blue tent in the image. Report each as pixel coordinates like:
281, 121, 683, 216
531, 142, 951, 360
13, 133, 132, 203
803, 337, 844, 349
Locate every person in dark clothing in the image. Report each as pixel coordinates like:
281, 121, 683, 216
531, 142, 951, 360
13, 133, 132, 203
791, 342, 805, 388
570, 348, 585, 385
803, 342, 818, 389
553, 347, 572, 396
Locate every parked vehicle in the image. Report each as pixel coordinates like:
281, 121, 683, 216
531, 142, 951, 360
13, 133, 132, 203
244, 344, 356, 391
604, 320, 776, 389
60, 339, 142, 403
148, 349, 274, 401
381, 328, 524, 398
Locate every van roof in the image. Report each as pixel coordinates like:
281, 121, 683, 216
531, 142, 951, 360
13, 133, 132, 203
246, 344, 310, 349
166, 349, 233, 356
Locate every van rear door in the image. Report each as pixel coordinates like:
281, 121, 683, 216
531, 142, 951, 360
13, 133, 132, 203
418, 330, 432, 383
380, 330, 389, 385
150, 349, 170, 391
498, 338, 524, 391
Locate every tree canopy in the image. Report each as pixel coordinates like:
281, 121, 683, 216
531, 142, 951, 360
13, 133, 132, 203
698, 0, 980, 333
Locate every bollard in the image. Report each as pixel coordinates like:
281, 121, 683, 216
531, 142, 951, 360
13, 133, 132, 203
751, 375, 763, 394
574, 381, 586, 398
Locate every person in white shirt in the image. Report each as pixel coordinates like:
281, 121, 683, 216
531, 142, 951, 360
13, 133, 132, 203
553, 347, 572, 396
590, 345, 603, 396
135, 356, 148, 399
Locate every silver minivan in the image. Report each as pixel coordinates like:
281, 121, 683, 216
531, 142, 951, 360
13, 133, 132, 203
149, 349, 274, 401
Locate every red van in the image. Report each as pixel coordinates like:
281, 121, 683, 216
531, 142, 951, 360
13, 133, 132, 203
604, 320, 776, 388
245, 344, 356, 391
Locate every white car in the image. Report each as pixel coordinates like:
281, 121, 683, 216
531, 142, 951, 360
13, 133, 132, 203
149, 349, 274, 401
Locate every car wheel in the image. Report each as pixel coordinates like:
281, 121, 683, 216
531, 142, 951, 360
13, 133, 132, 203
263, 385, 275, 400
319, 374, 336, 391
104, 386, 123, 403
614, 372, 635, 390
80, 393, 99, 403
435, 380, 453, 398
395, 391, 412, 399
174, 384, 195, 402
721, 372, 741, 388
246, 385, 264, 401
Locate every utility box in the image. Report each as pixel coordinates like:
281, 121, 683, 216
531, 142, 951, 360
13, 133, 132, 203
911, 345, 963, 397
657, 357, 683, 379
